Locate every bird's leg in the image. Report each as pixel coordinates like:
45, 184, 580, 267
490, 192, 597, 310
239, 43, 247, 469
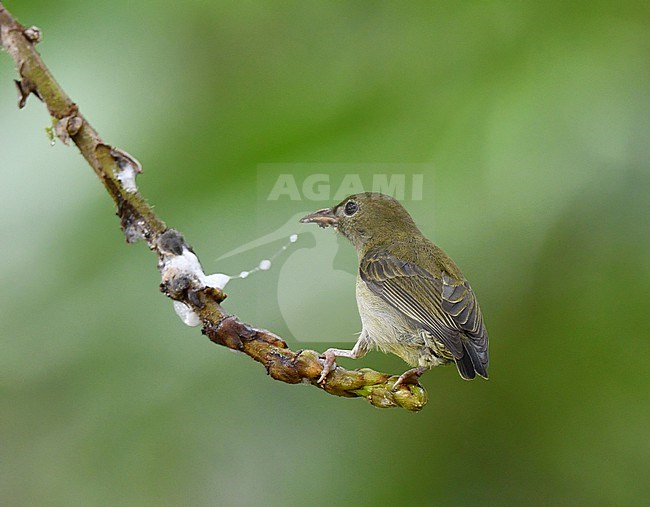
392, 366, 428, 390
318, 338, 368, 384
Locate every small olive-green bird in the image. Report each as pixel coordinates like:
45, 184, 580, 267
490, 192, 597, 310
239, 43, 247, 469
300, 192, 489, 387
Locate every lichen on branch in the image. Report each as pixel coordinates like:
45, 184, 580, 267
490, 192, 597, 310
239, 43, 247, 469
0, 3, 428, 411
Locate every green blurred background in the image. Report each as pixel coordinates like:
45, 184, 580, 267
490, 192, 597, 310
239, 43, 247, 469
1, 1, 648, 505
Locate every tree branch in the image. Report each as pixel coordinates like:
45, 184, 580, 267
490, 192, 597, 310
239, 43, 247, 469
0, 3, 427, 411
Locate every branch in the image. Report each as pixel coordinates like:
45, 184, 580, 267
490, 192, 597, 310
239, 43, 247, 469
0, 4, 427, 411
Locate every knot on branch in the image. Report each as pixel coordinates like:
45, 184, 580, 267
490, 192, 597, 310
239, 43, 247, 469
54, 109, 82, 145
23, 25, 41, 43
158, 229, 186, 257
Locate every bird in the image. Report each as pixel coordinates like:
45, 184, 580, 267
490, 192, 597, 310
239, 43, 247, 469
300, 192, 489, 388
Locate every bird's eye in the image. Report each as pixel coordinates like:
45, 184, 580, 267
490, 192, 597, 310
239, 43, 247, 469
344, 200, 359, 216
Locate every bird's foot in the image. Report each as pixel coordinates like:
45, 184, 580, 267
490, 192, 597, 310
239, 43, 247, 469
392, 366, 427, 391
318, 350, 338, 384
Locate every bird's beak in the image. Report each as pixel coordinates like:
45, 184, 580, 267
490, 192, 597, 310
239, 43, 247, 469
299, 207, 338, 228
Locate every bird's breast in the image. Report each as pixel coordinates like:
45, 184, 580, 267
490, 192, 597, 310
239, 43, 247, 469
355, 276, 435, 367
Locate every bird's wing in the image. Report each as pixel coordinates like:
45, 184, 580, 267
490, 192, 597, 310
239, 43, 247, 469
440, 271, 489, 370
360, 248, 489, 375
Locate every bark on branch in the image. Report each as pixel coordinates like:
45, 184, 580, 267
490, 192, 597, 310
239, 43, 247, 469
0, 3, 427, 411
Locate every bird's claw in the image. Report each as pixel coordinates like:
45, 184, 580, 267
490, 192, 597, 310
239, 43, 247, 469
391, 366, 427, 391
318, 350, 338, 384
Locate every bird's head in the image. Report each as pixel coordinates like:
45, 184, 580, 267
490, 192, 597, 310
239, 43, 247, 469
300, 192, 420, 251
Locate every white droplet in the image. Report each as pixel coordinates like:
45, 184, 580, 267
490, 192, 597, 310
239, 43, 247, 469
289, 234, 298, 243
240, 271, 249, 278
204, 273, 231, 290
173, 301, 201, 327
259, 259, 271, 270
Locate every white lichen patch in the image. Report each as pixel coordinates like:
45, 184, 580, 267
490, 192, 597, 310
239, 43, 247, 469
123, 217, 148, 243
160, 246, 205, 326
111, 148, 142, 194
161, 245, 234, 326
116, 163, 138, 193
162, 246, 205, 282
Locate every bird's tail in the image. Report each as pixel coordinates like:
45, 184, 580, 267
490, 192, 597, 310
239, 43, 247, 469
454, 341, 489, 380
